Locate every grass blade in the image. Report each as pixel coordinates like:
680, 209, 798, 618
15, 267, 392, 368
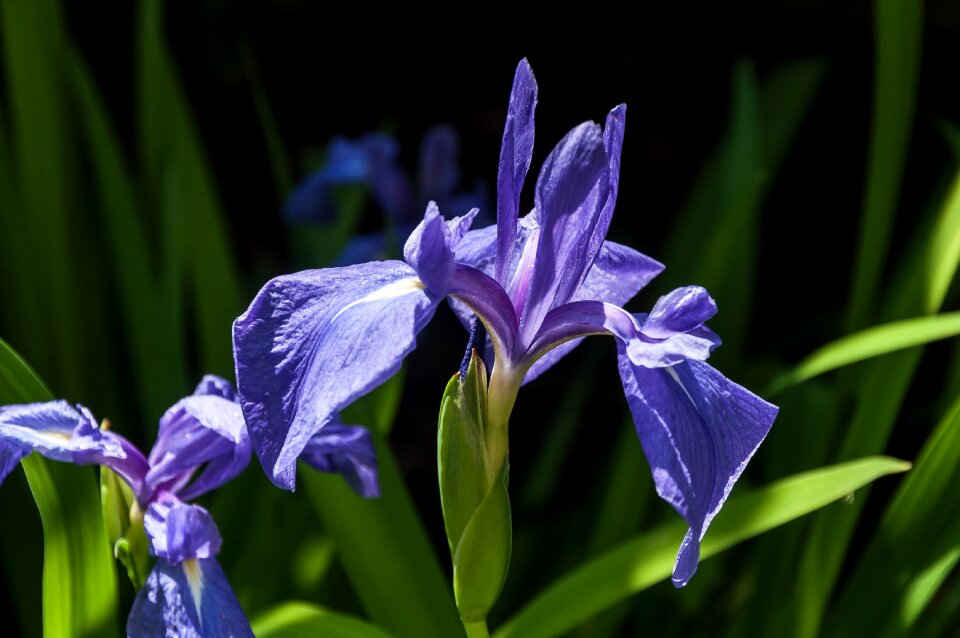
770, 312, 960, 393
495, 456, 910, 638
845, 0, 923, 330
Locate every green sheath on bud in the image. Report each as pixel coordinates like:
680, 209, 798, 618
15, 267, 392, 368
438, 350, 512, 626
100, 466, 149, 589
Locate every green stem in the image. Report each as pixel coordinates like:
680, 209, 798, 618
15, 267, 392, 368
463, 619, 490, 638
484, 364, 521, 481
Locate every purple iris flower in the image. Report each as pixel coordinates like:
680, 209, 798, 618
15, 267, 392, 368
283, 125, 485, 265
0, 375, 378, 636
234, 60, 778, 587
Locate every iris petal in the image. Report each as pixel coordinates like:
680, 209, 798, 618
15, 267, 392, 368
616, 356, 777, 587
144, 497, 222, 564
233, 261, 438, 489
300, 420, 380, 498
127, 558, 252, 638
496, 58, 538, 284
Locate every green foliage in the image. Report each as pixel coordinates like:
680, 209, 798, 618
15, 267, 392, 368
495, 457, 910, 638
252, 602, 395, 638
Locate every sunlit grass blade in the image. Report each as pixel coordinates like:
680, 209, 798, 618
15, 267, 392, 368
252, 602, 395, 638
494, 456, 910, 638
925, 167, 960, 313
0, 338, 119, 638
827, 393, 960, 636
137, 0, 243, 378
66, 49, 187, 418
0, 0, 84, 395
769, 312, 960, 393
302, 429, 462, 638
845, 0, 923, 330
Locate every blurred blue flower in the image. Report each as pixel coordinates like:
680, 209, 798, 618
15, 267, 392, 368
0, 375, 378, 636
284, 125, 486, 264
234, 59, 778, 587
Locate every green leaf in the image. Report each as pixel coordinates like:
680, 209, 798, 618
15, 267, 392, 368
137, 0, 243, 378
846, 0, 923, 330
302, 428, 462, 638
925, 168, 960, 313
494, 456, 910, 638
828, 393, 960, 635
770, 312, 960, 393
0, 338, 119, 638
66, 48, 187, 419
251, 602, 395, 638
453, 462, 512, 623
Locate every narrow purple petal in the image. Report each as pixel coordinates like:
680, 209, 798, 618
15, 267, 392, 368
584, 105, 627, 265
233, 261, 439, 490
643, 286, 718, 339
0, 401, 148, 491
617, 357, 777, 587
127, 558, 253, 638
449, 264, 519, 360
145, 394, 250, 501
300, 420, 379, 498
522, 240, 664, 383
496, 59, 538, 284
419, 124, 461, 202
144, 497, 222, 564
521, 121, 609, 342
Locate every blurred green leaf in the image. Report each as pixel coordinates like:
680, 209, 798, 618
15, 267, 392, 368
302, 428, 462, 638
0, 338, 119, 638
495, 456, 910, 638
846, 0, 923, 330
770, 312, 960, 393
925, 168, 960, 313
0, 0, 84, 395
828, 393, 960, 636
137, 0, 243, 378
252, 602, 395, 638
67, 49, 187, 418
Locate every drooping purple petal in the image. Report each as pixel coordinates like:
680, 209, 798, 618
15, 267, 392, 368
233, 261, 440, 490
0, 401, 148, 491
419, 124, 461, 202
617, 357, 777, 586
300, 420, 379, 498
522, 240, 664, 383
145, 393, 250, 502
496, 59, 538, 284
144, 497, 222, 564
127, 558, 252, 638
521, 121, 609, 342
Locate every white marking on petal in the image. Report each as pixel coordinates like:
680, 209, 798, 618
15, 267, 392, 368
331, 277, 426, 323
183, 559, 204, 625
665, 366, 699, 413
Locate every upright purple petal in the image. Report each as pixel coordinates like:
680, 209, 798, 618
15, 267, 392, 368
617, 357, 777, 586
300, 420, 380, 498
584, 105, 627, 264
496, 59, 538, 284
145, 393, 250, 502
144, 497, 222, 564
127, 558, 252, 638
521, 121, 609, 342
419, 124, 461, 202
403, 203, 478, 295
233, 261, 439, 489
0, 401, 148, 491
